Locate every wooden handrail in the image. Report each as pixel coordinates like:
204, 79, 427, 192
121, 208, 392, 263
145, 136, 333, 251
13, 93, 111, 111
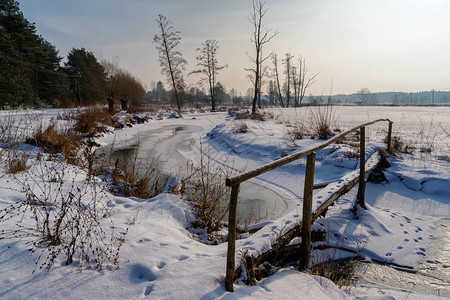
224, 118, 393, 292
226, 118, 391, 187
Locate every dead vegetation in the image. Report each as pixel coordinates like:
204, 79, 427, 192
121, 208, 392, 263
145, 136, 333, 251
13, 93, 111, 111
184, 145, 234, 243
387, 135, 414, 155
74, 106, 115, 135
231, 121, 249, 133
309, 105, 336, 140
26, 122, 81, 164
0, 159, 126, 271
106, 153, 163, 199
7, 153, 28, 174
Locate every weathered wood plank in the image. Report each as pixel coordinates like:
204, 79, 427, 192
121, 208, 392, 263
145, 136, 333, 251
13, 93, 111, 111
247, 152, 383, 273
225, 184, 240, 292
226, 118, 390, 187
299, 152, 315, 270
356, 126, 366, 209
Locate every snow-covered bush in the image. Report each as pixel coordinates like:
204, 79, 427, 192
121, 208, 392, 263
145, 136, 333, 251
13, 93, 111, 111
0, 159, 126, 271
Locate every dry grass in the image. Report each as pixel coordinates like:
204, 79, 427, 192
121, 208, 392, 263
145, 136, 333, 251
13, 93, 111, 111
284, 123, 307, 141
107, 153, 163, 199
232, 121, 249, 133
7, 154, 28, 174
233, 110, 266, 121
185, 145, 232, 238
387, 136, 414, 155
309, 105, 336, 140
74, 106, 115, 135
26, 122, 81, 164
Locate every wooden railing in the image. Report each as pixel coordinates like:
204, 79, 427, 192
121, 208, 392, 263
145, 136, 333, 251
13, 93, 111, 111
225, 118, 393, 292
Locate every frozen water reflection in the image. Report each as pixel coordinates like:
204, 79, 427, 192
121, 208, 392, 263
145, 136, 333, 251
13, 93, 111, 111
101, 124, 288, 224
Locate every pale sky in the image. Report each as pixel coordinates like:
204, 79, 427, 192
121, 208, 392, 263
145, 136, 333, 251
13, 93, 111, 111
19, 0, 450, 95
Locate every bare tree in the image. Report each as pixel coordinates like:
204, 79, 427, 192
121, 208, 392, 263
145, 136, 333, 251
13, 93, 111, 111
189, 40, 227, 111
153, 15, 187, 111
271, 53, 284, 107
357, 87, 371, 105
246, 0, 278, 115
101, 59, 120, 113
283, 53, 293, 107
293, 56, 318, 106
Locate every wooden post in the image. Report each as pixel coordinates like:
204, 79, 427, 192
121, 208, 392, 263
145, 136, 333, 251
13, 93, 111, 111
225, 184, 240, 292
387, 121, 393, 154
356, 126, 366, 209
299, 152, 315, 270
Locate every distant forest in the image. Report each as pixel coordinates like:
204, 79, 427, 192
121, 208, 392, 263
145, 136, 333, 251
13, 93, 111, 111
330, 90, 450, 106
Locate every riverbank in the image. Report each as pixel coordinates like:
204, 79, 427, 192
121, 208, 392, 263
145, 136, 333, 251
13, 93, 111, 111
0, 106, 448, 299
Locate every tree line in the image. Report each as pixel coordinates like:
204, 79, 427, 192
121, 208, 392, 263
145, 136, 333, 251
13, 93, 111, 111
1, 0, 319, 112
152, 0, 318, 114
0, 0, 145, 109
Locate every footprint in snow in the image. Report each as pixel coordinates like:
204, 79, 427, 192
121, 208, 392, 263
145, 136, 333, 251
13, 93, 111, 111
179, 245, 189, 250
157, 261, 166, 269
426, 260, 439, 264
178, 255, 189, 261
397, 246, 403, 249
144, 285, 154, 296
404, 239, 410, 242
403, 231, 408, 234
400, 223, 404, 227
418, 247, 426, 252
385, 252, 392, 256
416, 251, 426, 256
403, 216, 412, 223
130, 264, 157, 283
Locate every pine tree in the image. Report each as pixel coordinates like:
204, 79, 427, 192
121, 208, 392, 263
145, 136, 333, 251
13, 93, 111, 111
0, 0, 68, 107
63, 48, 106, 106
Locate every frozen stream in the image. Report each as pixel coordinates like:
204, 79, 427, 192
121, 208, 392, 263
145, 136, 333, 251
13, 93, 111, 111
102, 124, 289, 224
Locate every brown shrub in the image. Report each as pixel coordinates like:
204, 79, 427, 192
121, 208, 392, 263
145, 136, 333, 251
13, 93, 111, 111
232, 121, 249, 133
7, 155, 28, 174
74, 107, 114, 134
108, 154, 162, 199
388, 136, 414, 155
26, 122, 81, 164
285, 123, 307, 140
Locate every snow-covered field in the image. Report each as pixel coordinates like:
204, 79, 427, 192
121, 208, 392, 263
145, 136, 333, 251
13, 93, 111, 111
0, 106, 448, 299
